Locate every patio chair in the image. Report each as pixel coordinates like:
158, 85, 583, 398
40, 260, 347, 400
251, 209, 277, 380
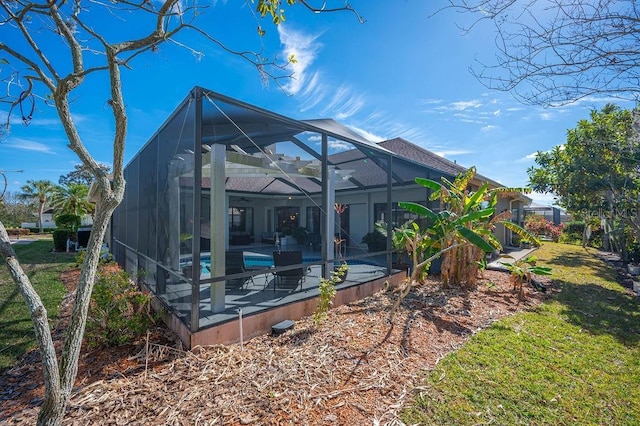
272, 250, 305, 290
225, 251, 255, 289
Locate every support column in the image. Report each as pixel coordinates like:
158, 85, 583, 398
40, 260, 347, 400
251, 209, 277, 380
321, 133, 335, 278
386, 155, 393, 274
168, 173, 180, 272
210, 144, 226, 313
191, 91, 203, 330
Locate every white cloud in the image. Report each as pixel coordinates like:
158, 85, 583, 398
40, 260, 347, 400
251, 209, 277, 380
298, 72, 325, 112
420, 98, 443, 105
321, 85, 364, 119
327, 139, 352, 150
1, 138, 55, 154
346, 125, 385, 143
433, 148, 473, 157
481, 125, 498, 132
516, 152, 539, 162
278, 25, 323, 96
450, 100, 483, 111
335, 94, 365, 120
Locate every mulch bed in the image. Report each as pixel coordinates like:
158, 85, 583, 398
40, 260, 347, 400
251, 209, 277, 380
1, 266, 553, 425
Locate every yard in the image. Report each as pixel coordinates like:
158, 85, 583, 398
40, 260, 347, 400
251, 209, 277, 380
1, 242, 638, 424
0, 239, 75, 372
402, 243, 640, 425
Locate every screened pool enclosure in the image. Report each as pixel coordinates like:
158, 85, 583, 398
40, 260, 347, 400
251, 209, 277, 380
112, 87, 517, 346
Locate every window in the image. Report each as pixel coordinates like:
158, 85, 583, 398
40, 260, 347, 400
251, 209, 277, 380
306, 206, 320, 233
275, 206, 300, 235
228, 206, 253, 233
374, 202, 417, 227
374, 201, 432, 230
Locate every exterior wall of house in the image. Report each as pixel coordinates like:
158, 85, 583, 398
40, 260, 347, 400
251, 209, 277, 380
494, 197, 530, 247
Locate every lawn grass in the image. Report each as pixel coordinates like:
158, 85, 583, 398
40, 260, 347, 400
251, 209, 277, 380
0, 239, 76, 372
402, 242, 640, 425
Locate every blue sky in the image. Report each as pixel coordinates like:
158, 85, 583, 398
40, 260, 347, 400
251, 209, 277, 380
0, 1, 633, 205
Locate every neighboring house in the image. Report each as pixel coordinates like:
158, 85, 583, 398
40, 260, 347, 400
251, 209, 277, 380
524, 204, 572, 225
111, 87, 531, 347
21, 208, 94, 229
21, 208, 56, 229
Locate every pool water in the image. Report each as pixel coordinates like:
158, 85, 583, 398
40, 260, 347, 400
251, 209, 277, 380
183, 254, 377, 275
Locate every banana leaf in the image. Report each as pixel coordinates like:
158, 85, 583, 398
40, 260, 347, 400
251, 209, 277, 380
414, 178, 442, 191
398, 202, 437, 222
455, 226, 496, 253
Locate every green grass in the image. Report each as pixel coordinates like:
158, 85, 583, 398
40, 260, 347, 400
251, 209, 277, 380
0, 240, 76, 372
402, 243, 640, 425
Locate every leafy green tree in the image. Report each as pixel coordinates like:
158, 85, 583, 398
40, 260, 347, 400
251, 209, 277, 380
18, 180, 55, 233
51, 184, 93, 219
0, 191, 34, 228
0, 2, 362, 424
58, 164, 111, 187
527, 104, 640, 250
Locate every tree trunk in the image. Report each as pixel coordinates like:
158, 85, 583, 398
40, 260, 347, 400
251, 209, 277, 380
1, 189, 120, 426
0, 221, 62, 424
38, 202, 45, 234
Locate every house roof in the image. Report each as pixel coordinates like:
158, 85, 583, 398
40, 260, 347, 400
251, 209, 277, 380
132, 88, 526, 199
378, 138, 466, 177
378, 137, 504, 187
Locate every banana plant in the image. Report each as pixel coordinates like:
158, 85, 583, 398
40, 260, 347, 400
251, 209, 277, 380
499, 255, 552, 300
397, 167, 539, 289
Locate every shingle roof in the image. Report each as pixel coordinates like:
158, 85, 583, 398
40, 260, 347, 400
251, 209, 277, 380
378, 137, 501, 187
378, 138, 465, 177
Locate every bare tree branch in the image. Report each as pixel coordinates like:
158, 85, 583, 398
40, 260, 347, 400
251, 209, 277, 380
441, 0, 640, 106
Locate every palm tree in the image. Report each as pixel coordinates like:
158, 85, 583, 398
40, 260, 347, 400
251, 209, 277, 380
50, 183, 94, 224
19, 179, 55, 233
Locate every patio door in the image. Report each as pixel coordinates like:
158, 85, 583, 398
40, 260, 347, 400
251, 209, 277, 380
275, 206, 300, 235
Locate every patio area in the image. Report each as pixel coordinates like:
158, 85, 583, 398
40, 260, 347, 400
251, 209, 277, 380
113, 88, 528, 348
154, 242, 406, 344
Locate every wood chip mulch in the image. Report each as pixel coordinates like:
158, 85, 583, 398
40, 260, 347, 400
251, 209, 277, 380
0, 267, 552, 425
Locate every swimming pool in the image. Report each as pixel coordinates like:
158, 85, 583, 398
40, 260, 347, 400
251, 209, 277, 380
181, 254, 379, 274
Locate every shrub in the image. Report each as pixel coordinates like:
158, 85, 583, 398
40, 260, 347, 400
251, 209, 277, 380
27, 227, 54, 234
560, 220, 603, 248
85, 269, 155, 348
313, 263, 347, 325
628, 241, 640, 263
74, 250, 86, 267
563, 221, 585, 235
361, 228, 387, 252
524, 214, 549, 235
52, 229, 76, 252
524, 214, 563, 242
54, 213, 81, 232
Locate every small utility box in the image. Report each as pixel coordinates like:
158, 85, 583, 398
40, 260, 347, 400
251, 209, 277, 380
272, 320, 294, 335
